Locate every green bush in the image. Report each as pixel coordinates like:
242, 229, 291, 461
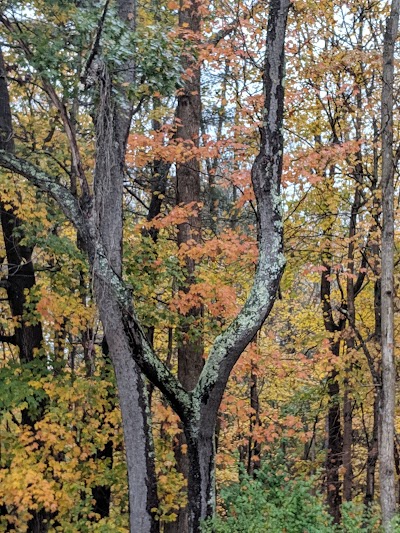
202, 458, 333, 533
202, 457, 386, 532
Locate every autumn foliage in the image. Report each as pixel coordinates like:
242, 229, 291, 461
0, 0, 399, 531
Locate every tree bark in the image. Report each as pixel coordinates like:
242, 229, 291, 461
165, 1, 204, 531
342, 181, 363, 502
90, 32, 159, 530
379, 1, 399, 529
183, 1, 289, 529
320, 232, 344, 523
364, 394, 379, 508
175, 0, 203, 395
248, 361, 261, 477
0, 49, 43, 368
326, 365, 342, 524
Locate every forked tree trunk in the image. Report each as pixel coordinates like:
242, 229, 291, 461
0, 2, 289, 532
182, 1, 289, 528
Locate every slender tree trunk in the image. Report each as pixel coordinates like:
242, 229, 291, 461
166, 2, 204, 531
379, 1, 399, 529
364, 394, 379, 508
326, 366, 343, 523
321, 228, 344, 523
91, 56, 159, 532
342, 377, 353, 501
175, 0, 203, 392
342, 182, 363, 502
248, 359, 261, 477
362, 137, 382, 511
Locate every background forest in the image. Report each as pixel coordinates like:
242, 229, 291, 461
0, 0, 399, 531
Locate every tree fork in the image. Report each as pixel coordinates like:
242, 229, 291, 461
0, 1, 289, 531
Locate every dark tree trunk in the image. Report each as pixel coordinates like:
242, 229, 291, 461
364, 394, 379, 508
342, 377, 353, 502
185, 421, 216, 533
326, 367, 343, 523
342, 181, 363, 502
175, 0, 204, 392
165, 2, 204, 531
321, 249, 344, 523
0, 49, 43, 368
248, 361, 261, 477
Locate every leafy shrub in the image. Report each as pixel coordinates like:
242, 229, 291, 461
202, 455, 386, 532
202, 458, 333, 533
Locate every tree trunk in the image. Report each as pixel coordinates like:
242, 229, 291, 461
321, 240, 344, 522
342, 377, 353, 502
183, 1, 289, 528
0, 49, 43, 368
342, 182, 363, 502
248, 360, 261, 477
326, 368, 342, 523
97, 287, 159, 532
175, 0, 203, 392
166, 2, 204, 531
91, 53, 159, 532
379, 1, 399, 529
185, 421, 216, 533
364, 394, 379, 508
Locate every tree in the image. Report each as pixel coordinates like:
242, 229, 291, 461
379, 0, 399, 529
166, 0, 204, 529
0, 0, 290, 530
0, 1, 159, 530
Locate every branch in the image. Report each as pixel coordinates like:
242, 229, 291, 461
0, 151, 89, 238
194, 0, 290, 420
0, 150, 191, 418
354, 252, 368, 296
42, 81, 90, 199
339, 306, 380, 385
0, 334, 16, 344
0, 14, 90, 199
209, 19, 239, 46
81, 0, 111, 85
92, 247, 191, 420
